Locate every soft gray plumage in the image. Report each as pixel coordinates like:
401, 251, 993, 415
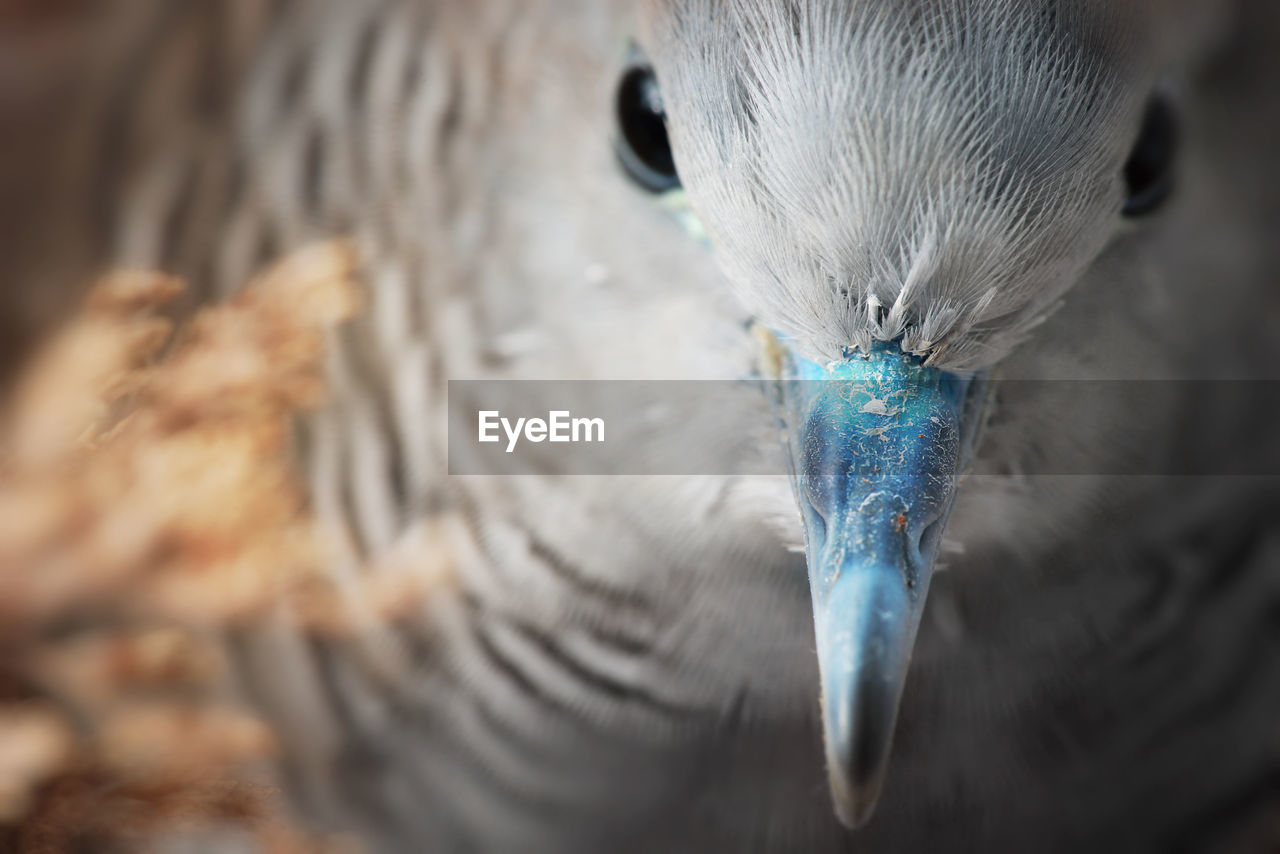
73, 0, 1280, 851
645, 0, 1145, 368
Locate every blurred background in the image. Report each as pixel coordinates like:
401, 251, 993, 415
0, 4, 374, 851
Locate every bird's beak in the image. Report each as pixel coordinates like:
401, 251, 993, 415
765, 336, 988, 828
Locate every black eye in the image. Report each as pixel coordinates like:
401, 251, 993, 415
1122, 96, 1178, 218
615, 66, 681, 193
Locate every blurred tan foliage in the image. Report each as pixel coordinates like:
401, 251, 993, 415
0, 243, 379, 853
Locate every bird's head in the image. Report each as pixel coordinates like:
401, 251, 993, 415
615, 0, 1192, 828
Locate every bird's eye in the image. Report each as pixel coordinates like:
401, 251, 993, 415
1122, 96, 1178, 218
615, 65, 681, 193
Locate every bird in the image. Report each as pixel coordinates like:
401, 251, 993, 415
59, 0, 1280, 850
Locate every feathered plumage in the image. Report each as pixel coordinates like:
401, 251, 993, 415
646, 0, 1155, 368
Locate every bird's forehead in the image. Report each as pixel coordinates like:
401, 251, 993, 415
644, 0, 1147, 180
643, 0, 1149, 218
637, 0, 1155, 368
640, 0, 1146, 60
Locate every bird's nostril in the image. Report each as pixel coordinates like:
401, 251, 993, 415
909, 515, 947, 571
803, 474, 838, 521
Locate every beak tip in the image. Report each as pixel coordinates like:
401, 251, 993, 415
828, 763, 887, 829
813, 568, 916, 831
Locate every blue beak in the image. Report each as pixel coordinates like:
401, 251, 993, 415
769, 339, 988, 828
